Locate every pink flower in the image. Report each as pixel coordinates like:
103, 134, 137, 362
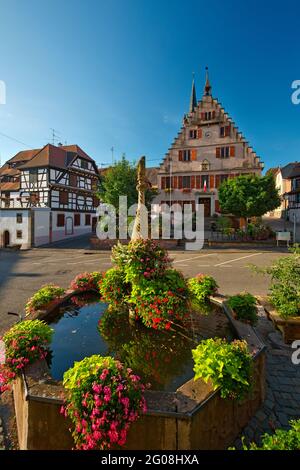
108, 429, 119, 443
92, 383, 102, 394
100, 369, 109, 381
93, 430, 102, 440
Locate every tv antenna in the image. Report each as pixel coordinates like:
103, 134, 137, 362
50, 128, 61, 146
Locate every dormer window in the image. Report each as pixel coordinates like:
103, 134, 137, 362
201, 159, 210, 171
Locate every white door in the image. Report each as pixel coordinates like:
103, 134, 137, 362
65, 216, 73, 235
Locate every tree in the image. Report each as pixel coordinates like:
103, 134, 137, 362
97, 155, 157, 213
218, 174, 281, 221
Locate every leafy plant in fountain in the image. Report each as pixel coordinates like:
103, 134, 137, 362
112, 239, 171, 283
0, 320, 53, 393
98, 268, 131, 308
130, 269, 189, 330
70, 272, 103, 292
25, 284, 65, 315
188, 274, 218, 309
192, 338, 252, 400
227, 293, 258, 325
231, 419, 300, 450
61, 355, 147, 450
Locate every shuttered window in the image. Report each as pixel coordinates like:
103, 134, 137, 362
191, 149, 197, 161
182, 176, 190, 188
74, 214, 81, 226
69, 174, 77, 187
59, 191, 68, 204
57, 214, 65, 227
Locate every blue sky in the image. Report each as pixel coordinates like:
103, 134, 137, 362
0, 0, 300, 170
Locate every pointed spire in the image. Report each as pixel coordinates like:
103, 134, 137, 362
204, 66, 212, 96
189, 73, 197, 113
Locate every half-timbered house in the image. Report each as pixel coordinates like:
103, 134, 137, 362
0, 144, 100, 248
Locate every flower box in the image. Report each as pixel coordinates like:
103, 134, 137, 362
258, 297, 300, 344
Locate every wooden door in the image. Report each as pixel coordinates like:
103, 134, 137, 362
199, 198, 211, 217
4, 231, 10, 247
92, 217, 97, 233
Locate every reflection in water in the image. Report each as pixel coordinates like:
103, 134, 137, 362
49, 294, 231, 391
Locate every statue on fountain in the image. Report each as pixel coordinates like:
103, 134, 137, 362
131, 156, 150, 240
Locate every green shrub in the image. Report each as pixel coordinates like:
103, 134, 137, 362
192, 338, 252, 399
70, 272, 103, 292
255, 247, 300, 318
227, 293, 258, 325
216, 216, 232, 234
25, 284, 65, 315
0, 320, 53, 392
234, 419, 300, 450
98, 268, 130, 308
188, 274, 218, 307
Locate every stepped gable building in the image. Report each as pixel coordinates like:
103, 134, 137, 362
0, 143, 100, 248
154, 69, 264, 216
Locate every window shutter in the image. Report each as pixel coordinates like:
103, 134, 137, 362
178, 176, 183, 189
209, 175, 215, 188
225, 125, 231, 137
196, 175, 201, 189
212, 111, 215, 119
93, 196, 99, 207
201, 112, 205, 120
216, 147, 221, 158
191, 149, 197, 161
230, 146, 235, 157
173, 176, 178, 189
191, 175, 195, 188
215, 175, 221, 188
178, 150, 183, 161
197, 128, 202, 139
161, 177, 166, 189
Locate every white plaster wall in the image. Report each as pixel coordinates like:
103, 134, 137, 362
51, 211, 93, 243
0, 209, 31, 249
33, 208, 50, 246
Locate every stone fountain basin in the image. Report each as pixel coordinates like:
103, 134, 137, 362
13, 293, 266, 450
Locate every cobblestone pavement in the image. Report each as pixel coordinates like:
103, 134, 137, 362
234, 306, 300, 448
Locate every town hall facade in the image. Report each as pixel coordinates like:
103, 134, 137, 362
154, 70, 264, 216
